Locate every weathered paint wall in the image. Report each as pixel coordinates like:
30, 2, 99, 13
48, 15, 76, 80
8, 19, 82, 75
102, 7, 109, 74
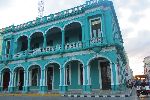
53, 64, 60, 89
0, 0, 127, 93
90, 60, 100, 89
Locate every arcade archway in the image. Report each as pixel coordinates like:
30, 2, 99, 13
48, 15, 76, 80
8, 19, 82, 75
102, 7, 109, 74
89, 57, 111, 90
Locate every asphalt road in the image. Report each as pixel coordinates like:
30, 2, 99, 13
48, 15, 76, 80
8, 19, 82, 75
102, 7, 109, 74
0, 95, 149, 100
0, 89, 150, 100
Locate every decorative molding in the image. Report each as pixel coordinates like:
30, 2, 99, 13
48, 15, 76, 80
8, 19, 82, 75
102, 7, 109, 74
86, 54, 112, 66
101, 46, 116, 52
44, 60, 61, 69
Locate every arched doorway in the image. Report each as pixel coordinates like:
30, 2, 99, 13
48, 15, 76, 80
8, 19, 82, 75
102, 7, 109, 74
17, 36, 28, 53
89, 57, 111, 90
30, 32, 44, 50
45, 63, 60, 91
28, 65, 41, 91
2, 68, 10, 91
64, 22, 82, 43
46, 27, 62, 47
64, 60, 83, 90
14, 67, 24, 91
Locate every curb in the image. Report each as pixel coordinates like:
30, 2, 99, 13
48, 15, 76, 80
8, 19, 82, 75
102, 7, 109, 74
62, 88, 134, 98
0, 93, 61, 97
62, 94, 130, 98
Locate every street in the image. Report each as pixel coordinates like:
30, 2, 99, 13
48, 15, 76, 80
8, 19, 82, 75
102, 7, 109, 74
0, 92, 150, 100
0, 96, 149, 100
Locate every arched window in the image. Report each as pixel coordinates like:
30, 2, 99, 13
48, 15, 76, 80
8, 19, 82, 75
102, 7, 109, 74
90, 17, 102, 38
17, 36, 28, 52
46, 27, 62, 46
30, 32, 44, 49
64, 22, 82, 43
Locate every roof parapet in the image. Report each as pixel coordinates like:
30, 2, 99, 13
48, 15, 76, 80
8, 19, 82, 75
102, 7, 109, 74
0, 0, 110, 34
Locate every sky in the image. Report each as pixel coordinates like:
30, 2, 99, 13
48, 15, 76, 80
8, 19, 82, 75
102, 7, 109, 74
0, 0, 150, 75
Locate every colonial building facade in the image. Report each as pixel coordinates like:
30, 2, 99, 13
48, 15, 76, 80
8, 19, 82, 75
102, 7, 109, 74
143, 56, 150, 78
0, 0, 127, 93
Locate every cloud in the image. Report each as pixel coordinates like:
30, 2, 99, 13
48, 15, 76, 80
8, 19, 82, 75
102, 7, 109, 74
44, 0, 86, 15
124, 30, 150, 75
128, 13, 144, 24
125, 30, 150, 56
0, 0, 12, 9
113, 0, 150, 75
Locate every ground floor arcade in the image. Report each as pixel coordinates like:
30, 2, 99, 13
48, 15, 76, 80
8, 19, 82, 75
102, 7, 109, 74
0, 54, 124, 93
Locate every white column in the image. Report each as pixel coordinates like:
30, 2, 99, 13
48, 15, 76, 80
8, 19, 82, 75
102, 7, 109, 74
78, 64, 80, 85
110, 63, 114, 86
98, 62, 102, 89
14, 72, 17, 87
0, 73, 1, 86
1, 73, 3, 87
111, 62, 119, 86
59, 68, 62, 86
40, 69, 46, 86
114, 63, 119, 85
24, 71, 26, 86
18, 71, 20, 84
87, 65, 91, 85
12, 72, 14, 87
83, 66, 85, 85
9, 72, 12, 87
45, 69, 47, 86
64, 67, 66, 85
43, 69, 46, 86
28, 71, 31, 86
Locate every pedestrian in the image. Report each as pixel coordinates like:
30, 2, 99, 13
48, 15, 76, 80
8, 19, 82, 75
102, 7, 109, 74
18, 81, 21, 90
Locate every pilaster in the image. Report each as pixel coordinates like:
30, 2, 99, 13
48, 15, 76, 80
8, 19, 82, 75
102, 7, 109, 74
10, 36, 14, 58
101, 12, 107, 44
8, 72, 15, 93
0, 72, 2, 91
40, 69, 48, 93
43, 34, 47, 48
23, 70, 29, 93
83, 65, 91, 93
111, 62, 119, 91
61, 30, 65, 51
59, 66, 68, 93
28, 38, 31, 50
2, 39, 6, 59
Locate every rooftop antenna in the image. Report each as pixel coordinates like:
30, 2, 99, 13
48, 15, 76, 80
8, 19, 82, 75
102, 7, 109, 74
38, 0, 44, 18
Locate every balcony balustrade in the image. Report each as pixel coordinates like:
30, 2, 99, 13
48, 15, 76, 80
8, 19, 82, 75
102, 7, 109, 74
65, 41, 82, 50
13, 51, 27, 58
3, 38, 104, 60
90, 37, 103, 45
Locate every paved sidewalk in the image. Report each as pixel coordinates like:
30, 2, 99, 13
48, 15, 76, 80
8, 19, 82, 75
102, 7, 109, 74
62, 88, 133, 97
0, 93, 61, 97
0, 88, 133, 98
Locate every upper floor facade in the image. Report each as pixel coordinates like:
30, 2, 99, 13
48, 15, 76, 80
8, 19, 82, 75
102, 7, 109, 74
0, 0, 124, 63
144, 56, 150, 76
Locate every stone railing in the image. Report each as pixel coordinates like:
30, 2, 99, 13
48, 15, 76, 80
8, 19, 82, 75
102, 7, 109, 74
28, 44, 62, 56
12, 45, 62, 59
90, 37, 102, 44
13, 51, 27, 58
86, 0, 101, 5
40, 45, 62, 53
65, 41, 82, 50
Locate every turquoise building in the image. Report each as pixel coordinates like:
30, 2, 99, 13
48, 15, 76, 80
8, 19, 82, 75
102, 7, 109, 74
0, 0, 127, 93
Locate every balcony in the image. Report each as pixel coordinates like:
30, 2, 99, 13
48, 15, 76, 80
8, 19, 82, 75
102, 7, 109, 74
65, 41, 82, 50
13, 51, 27, 58
3, 37, 104, 60
90, 37, 102, 44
